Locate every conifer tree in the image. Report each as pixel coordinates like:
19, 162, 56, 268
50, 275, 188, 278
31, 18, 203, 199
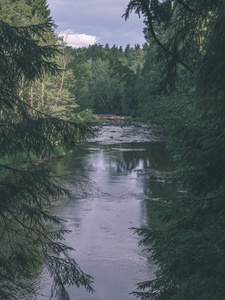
0, 15, 93, 300
124, 1, 225, 299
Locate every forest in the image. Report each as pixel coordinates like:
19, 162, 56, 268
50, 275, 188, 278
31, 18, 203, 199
1, 0, 225, 299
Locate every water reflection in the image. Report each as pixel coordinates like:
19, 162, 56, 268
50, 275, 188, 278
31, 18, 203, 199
38, 139, 174, 300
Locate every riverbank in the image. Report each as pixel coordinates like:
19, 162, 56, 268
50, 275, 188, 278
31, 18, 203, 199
94, 114, 131, 121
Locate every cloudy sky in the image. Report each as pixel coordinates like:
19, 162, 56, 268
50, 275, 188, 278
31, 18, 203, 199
47, 0, 146, 49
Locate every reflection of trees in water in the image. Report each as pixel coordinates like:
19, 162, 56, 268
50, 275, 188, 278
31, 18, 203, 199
112, 142, 175, 173
115, 152, 147, 173
54, 142, 176, 200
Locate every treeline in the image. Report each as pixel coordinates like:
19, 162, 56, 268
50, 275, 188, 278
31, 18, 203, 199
63, 43, 145, 116
63, 41, 174, 119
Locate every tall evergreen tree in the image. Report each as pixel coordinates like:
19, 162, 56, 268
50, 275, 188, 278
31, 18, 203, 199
0, 14, 94, 300
124, 1, 225, 299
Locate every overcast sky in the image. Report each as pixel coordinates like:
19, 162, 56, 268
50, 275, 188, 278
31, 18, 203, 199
47, 0, 146, 49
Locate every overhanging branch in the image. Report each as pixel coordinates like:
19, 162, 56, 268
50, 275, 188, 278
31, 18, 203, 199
141, 0, 194, 73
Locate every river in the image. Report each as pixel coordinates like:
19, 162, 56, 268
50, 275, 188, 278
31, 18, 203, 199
37, 124, 174, 300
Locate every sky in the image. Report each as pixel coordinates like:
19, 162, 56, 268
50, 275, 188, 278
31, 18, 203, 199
47, 0, 146, 49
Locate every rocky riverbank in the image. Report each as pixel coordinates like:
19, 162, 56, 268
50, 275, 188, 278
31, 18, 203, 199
88, 121, 162, 145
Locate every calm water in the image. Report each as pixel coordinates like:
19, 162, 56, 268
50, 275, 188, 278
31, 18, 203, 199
37, 125, 174, 300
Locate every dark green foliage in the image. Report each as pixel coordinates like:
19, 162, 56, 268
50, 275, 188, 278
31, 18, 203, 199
124, 1, 225, 299
0, 20, 58, 82
25, 0, 52, 23
0, 13, 94, 300
68, 43, 145, 115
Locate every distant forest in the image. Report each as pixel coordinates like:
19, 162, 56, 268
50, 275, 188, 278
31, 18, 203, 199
63, 43, 146, 116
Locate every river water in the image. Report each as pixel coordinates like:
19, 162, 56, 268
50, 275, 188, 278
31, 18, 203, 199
38, 124, 174, 300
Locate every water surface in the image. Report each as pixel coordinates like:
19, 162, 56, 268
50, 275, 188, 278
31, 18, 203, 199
38, 125, 173, 300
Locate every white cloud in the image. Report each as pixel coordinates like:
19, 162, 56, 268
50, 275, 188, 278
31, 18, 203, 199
59, 29, 99, 48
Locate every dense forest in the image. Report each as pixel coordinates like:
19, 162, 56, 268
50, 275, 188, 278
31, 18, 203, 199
1, 0, 225, 299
